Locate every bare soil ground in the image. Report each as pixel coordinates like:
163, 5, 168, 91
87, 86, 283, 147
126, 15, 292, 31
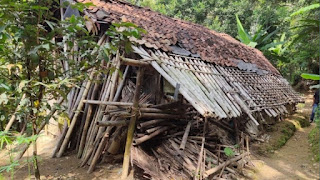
251, 93, 320, 180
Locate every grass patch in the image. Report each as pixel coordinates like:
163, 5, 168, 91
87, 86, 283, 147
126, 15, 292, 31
294, 116, 310, 128
255, 120, 296, 155
308, 122, 319, 161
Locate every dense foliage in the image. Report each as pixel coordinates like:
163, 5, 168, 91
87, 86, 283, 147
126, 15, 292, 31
129, 0, 319, 83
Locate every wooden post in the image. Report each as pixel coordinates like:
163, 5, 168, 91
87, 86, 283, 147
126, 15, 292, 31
121, 67, 144, 179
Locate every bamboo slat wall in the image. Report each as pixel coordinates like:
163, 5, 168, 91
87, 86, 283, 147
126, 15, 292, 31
132, 46, 302, 122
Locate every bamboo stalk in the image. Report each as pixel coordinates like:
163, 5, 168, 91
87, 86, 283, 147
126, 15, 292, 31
139, 113, 183, 119
120, 57, 150, 66
204, 152, 250, 178
121, 67, 144, 179
179, 121, 192, 151
96, 120, 129, 127
137, 119, 166, 129
56, 71, 95, 158
194, 137, 205, 180
83, 100, 149, 107
133, 126, 169, 146
145, 126, 163, 134
113, 65, 130, 101
5, 94, 26, 132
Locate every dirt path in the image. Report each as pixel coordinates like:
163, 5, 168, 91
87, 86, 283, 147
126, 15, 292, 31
253, 93, 320, 180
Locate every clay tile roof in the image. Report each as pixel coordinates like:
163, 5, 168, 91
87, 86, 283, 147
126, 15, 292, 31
79, 0, 279, 74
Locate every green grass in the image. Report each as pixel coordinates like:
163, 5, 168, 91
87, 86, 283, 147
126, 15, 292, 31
308, 121, 319, 161
256, 121, 296, 154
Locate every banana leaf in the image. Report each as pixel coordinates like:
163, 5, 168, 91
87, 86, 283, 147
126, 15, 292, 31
301, 73, 320, 80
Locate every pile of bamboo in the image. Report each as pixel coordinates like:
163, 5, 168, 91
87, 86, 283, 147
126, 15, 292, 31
132, 121, 252, 180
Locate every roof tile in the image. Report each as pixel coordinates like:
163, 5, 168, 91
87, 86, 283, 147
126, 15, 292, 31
79, 0, 279, 74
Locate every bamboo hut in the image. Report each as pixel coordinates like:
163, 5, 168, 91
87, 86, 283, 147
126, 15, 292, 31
50, 0, 303, 179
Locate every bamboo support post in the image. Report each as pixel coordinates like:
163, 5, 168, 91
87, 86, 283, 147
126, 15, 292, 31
121, 67, 144, 179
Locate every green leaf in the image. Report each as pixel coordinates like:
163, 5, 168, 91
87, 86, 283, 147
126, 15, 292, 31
291, 3, 320, 17
0, 24, 7, 34
301, 73, 320, 80
236, 14, 251, 44
247, 41, 257, 48
224, 147, 235, 157
260, 41, 284, 51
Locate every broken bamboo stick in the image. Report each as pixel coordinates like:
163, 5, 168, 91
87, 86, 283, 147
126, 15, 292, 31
133, 126, 169, 146
179, 121, 192, 151
204, 152, 250, 178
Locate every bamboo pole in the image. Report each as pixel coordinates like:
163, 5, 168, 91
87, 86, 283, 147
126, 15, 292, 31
120, 57, 150, 66
133, 126, 169, 146
121, 67, 144, 179
83, 100, 148, 107
113, 65, 130, 102
137, 119, 166, 129
96, 120, 129, 127
5, 94, 26, 132
204, 152, 250, 178
179, 121, 192, 151
194, 137, 205, 180
56, 71, 95, 158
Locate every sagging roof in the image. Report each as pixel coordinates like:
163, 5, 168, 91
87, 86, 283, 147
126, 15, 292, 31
78, 0, 279, 74
132, 46, 302, 121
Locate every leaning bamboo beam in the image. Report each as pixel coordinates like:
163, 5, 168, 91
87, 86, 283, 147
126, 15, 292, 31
113, 65, 130, 101
121, 67, 144, 179
96, 120, 129, 127
204, 152, 250, 178
83, 100, 150, 107
56, 71, 95, 158
179, 121, 192, 151
120, 57, 150, 66
5, 94, 26, 132
78, 76, 102, 158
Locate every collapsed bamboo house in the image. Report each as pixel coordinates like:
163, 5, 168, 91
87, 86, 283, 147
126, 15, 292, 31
49, 0, 303, 179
